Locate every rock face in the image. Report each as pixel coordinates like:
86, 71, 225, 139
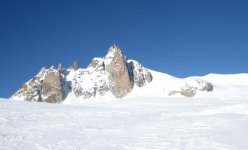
11, 68, 45, 101
41, 69, 64, 103
11, 67, 65, 103
68, 45, 152, 99
104, 45, 133, 98
127, 60, 153, 87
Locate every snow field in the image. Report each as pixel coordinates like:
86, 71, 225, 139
1, 96, 248, 150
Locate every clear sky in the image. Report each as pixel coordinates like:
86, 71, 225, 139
0, 0, 248, 98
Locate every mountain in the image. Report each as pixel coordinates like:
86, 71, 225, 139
11, 45, 213, 103
2, 74, 248, 148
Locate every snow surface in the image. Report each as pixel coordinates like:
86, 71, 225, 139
1, 96, 248, 149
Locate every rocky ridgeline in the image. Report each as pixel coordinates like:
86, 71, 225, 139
11, 45, 153, 103
11, 45, 214, 103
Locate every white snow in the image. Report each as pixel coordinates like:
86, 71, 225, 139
1, 96, 248, 150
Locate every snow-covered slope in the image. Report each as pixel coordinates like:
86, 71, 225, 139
200, 73, 248, 99
1, 95, 248, 150
125, 71, 248, 100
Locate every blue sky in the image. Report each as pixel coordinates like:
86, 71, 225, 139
0, 0, 248, 98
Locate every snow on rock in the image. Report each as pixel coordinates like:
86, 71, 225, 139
71, 61, 79, 71
11, 45, 155, 103
11, 66, 66, 103
168, 79, 213, 97
11, 45, 216, 103
127, 59, 153, 87
11, 67, 48, 101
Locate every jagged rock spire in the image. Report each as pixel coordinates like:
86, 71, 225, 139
104, 44, 132, 98
11, 45, 155, 102
58, 63, 63, 73
72, 61, 79, 71
105, 44, 124, 59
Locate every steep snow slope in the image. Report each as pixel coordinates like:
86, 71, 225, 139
1, 96, 248, 150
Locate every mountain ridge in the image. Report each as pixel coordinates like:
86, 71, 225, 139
11, 45, 213, 103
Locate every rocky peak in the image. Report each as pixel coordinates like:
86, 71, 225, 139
11, 44, 155, 102
58, 63, 63, 73
11, 67, 64, 103
104, 45, 133, 98
105, 44, 124, 59
72, 61, 79, 71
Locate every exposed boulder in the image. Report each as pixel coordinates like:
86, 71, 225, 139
104, 45, 132, 98
196, 80, 213, 91
168, 79, 214, 97
169, 85, 196, 97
